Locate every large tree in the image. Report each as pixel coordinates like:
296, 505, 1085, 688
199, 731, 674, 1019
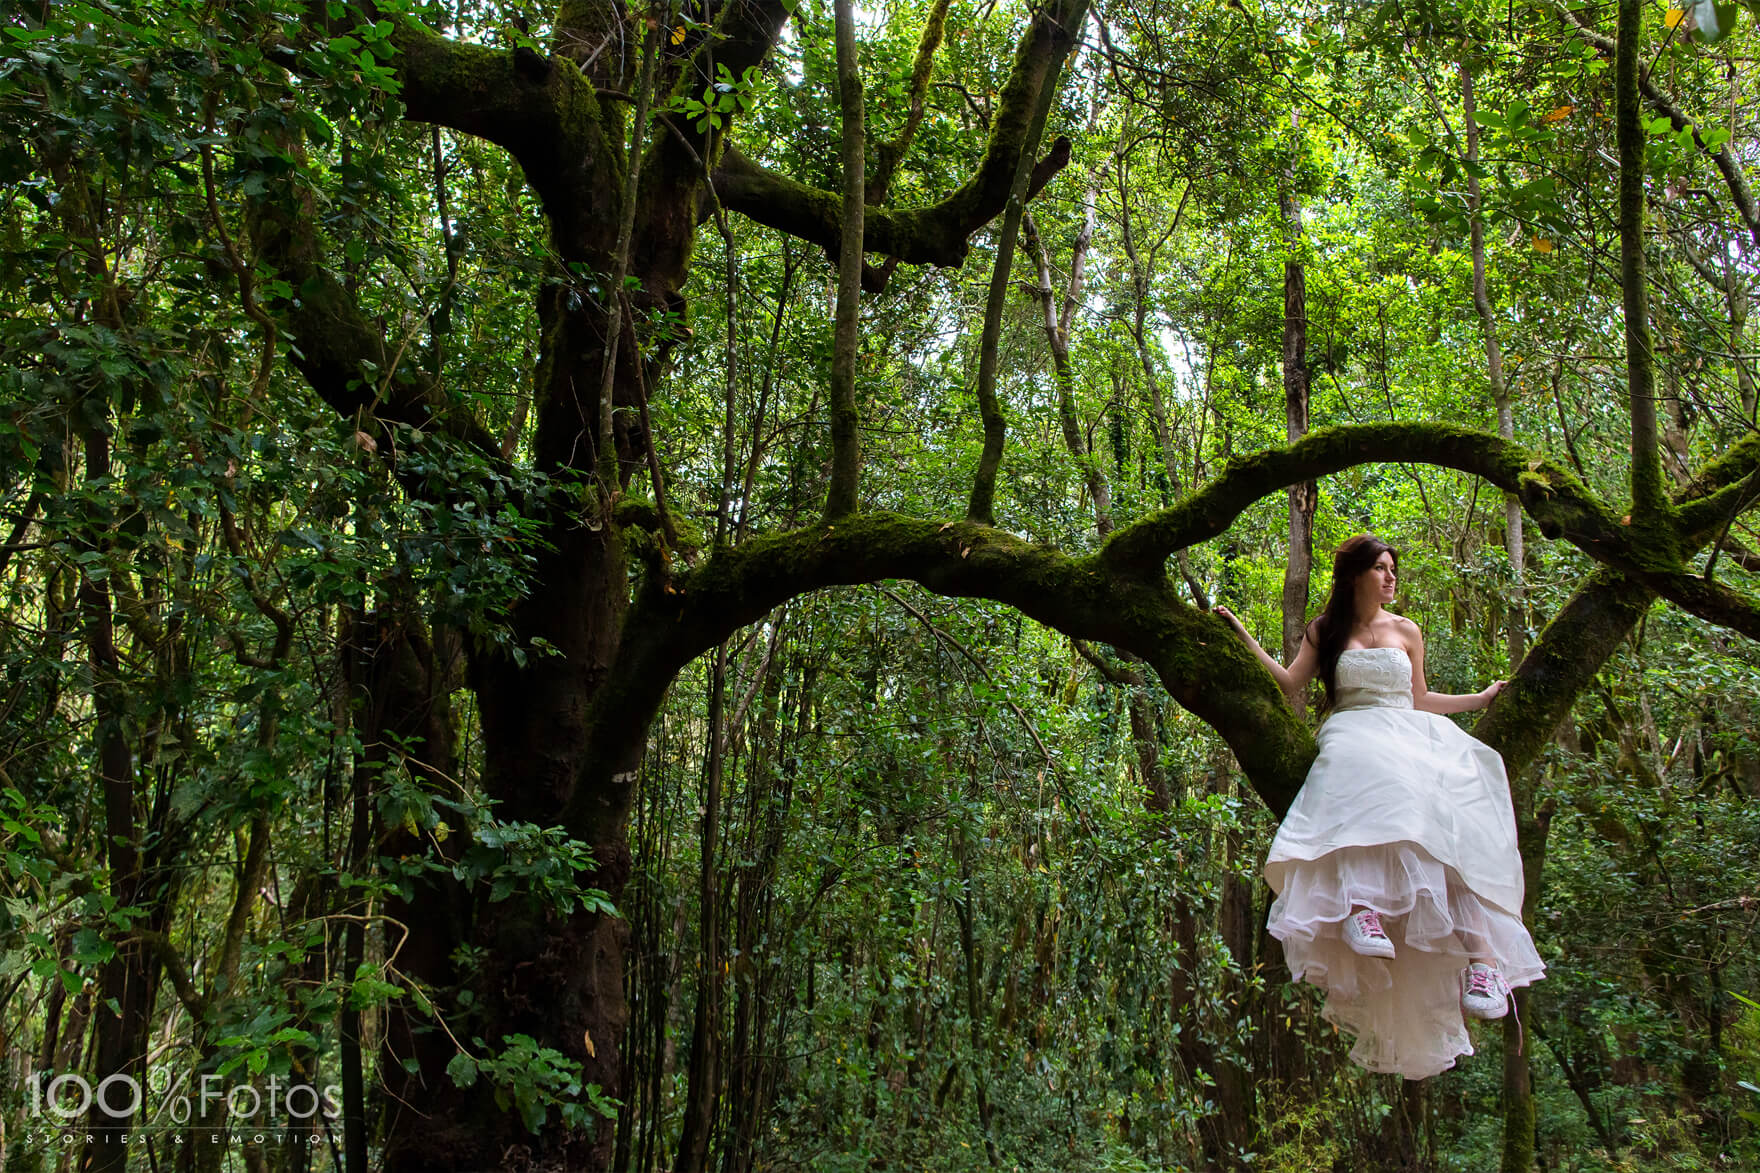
4, 0, 1759, 1168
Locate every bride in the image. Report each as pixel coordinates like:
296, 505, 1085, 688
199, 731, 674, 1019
1214, 533, 1545, 1080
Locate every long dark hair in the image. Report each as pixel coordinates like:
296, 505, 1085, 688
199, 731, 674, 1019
1309, 533, 1399, 710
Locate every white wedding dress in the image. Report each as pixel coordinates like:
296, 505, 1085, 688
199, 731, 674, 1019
1263, 646, 1545, 1080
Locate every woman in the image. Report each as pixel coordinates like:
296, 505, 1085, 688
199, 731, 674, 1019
1214, 533, 1544, 1080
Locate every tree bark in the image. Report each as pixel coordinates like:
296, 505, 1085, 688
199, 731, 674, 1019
673, 651, 729, 1173
80, 415, 155, 1173
1278, 172, 1315, 672
1616, 0, 1670, 531
825, 0, 865, 520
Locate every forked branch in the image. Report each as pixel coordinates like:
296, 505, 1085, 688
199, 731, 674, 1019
711, 0, 1087, 273
589, 421, 1760, 820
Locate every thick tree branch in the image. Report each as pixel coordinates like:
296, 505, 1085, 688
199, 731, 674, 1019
710, 0, 1085, 272
580, 513, 1315, 831
580, 423, 1760, 838
286, 10, 617, 219
395, 25, 610, 196
1099, 423, 1624, 572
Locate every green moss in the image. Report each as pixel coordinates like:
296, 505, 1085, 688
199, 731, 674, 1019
636, 512, 1318, 813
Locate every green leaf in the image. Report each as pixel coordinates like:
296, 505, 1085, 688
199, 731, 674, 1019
1688, 0, 1737, 40
447, 1052, 479, 1088
71, 927, 115, 965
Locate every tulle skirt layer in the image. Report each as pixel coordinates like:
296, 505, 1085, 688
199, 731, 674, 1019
1265, 841, 1545, 1080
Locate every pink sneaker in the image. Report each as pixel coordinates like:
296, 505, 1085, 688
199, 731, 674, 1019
1461, 962, 1510, 1019
1343, 908, 1395, 958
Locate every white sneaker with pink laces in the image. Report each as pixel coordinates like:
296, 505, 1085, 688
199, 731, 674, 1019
1461, 962, 1511, 1019
1342, 908, 1396, 958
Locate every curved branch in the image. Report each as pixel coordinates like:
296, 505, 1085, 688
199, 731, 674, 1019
576, 424, 1760, 840
1103, 423, 1760, 638
1099, 422, 1623, 573
250, 199, 504, 463
713, 138, 1074, 275
394, 24, 611, 202
281, 9, 617, 218
576, 513, 1316, 832
710, 0, 1085, 270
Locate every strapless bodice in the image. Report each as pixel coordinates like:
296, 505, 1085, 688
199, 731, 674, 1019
1334, 646, 1413, 710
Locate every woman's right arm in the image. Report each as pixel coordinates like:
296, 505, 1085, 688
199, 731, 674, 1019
1213, 606, 1317, 703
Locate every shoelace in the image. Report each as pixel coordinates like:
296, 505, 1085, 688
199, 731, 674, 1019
1464, 967, 1502, 997
1355, 910, 1388, 939
1465, 966, 1525, 1056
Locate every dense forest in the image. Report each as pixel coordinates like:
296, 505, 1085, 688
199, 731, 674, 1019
2, 0, 1759, 1169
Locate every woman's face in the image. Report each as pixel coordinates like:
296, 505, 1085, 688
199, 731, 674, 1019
1355, 551, 1397, 608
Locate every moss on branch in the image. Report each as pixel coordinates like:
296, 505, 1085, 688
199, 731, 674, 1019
571, 512, 1317, 833
1674, 431, 1760, 536
709, 0, 1084, 271
1476, 567, 1654, 775
1097, 422, 1680, 578
390, 16, 620, 216
1477, 429, 1760, 777
571, 425, 1760, 838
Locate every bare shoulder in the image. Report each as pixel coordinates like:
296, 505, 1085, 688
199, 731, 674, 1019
1390, 613, 1424, 649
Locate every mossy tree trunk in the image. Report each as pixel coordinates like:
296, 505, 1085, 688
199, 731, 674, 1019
1277, 139, 1316, 677
250, 2, 1093, 1167
241, 3, 1760, 1169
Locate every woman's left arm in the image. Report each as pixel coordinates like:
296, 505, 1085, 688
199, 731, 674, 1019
1406, 622, 1505, 714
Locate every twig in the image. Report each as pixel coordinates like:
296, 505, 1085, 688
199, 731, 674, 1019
872, 585, 1096, 837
